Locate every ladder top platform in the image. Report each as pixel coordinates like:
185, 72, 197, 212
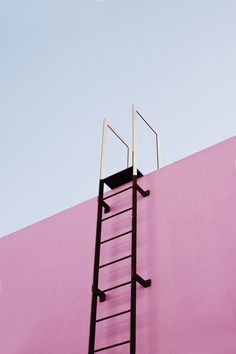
103, 167, 143, 189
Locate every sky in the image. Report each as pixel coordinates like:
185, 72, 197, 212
0, 0, 235, 237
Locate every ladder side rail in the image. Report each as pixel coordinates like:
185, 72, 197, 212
131, 105, 155, 353
130, 175, 138, 354
88, 180, 104, 354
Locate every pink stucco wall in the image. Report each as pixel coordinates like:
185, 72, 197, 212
0, 136, 236, 354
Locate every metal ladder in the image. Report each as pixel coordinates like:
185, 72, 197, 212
88, 107, 159, 354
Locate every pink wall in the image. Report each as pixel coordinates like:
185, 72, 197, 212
0, 136, 236, 354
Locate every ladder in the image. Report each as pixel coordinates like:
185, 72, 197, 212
88, 107, 159, 354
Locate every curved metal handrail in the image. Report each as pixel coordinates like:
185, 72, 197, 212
100, 119, 132, 180
132, 105, 160, 175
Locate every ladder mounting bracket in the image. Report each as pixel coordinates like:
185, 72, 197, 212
135, 274, 152, 288
136, 184, 150, 197
101, 200, 110, 214
95, 288, 106, 302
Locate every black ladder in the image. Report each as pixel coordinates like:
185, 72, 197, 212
88, 166, 151, 354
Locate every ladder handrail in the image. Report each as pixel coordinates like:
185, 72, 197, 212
132, 105, 160, 175
100, 119, 132, 180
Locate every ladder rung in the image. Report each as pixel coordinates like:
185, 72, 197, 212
94, 340, 130, 352
99, 255, 131, 269
100, 230, 132, 244
103, 281, 131, 293
96, 309, 131, 323
102, 207, 132, 221
103, 186, 133, 200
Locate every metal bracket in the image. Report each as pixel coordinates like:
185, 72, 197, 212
101, 200, 110, 214
135, 274, 151, 288
136, 184, 150, 197
96, 288, 106, 302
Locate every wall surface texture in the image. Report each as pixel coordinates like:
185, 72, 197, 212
0, 136, 236, 354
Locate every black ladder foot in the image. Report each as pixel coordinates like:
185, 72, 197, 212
135, 274, 152, 288
136, 184, 150, 197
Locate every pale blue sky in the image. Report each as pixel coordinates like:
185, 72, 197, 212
0, 0, 235, 237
